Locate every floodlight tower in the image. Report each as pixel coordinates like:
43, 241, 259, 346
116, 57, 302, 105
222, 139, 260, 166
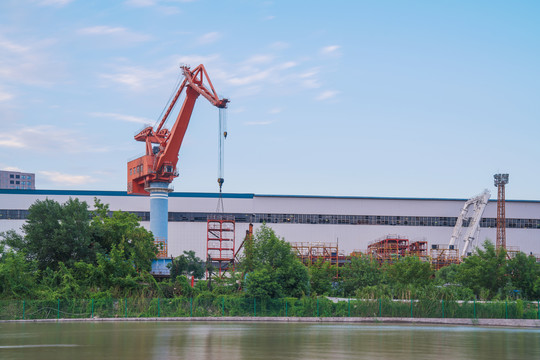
494, 173, 509, 251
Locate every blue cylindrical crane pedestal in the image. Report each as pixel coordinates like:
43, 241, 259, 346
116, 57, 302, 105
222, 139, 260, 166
147, 182, 172, 247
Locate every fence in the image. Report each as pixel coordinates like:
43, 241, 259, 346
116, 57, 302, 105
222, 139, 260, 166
0, 297, 539, 320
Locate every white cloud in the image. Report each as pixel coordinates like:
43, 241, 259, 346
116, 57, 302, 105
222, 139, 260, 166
316, 90, 339, 101
0, 125, 100, 153
0, 36, 62, 86
197, 32, 221, 45
78, 26, 151, 42
1, 166, 24, 172
0, 90, 14, 102
244, 120, 274, 126
243, 55, 274, 66
0, 135, 25, 148
269, 108, 282, 114
124, 0, 157, 6
91, 112, 154, 125
39, 171, 97, 186
36, 0, 74, 6
125, 0, 195, 6
320, 45, 341, 56
100, 65, 170, 91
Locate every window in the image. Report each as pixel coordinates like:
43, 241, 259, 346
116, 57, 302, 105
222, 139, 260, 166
9, 180, 14, 184
15, 181, 19, 184
15, 175, 20, 179
9, 174, 14, 178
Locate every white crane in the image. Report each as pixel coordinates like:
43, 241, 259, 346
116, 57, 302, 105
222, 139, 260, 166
449, 189, 491, 257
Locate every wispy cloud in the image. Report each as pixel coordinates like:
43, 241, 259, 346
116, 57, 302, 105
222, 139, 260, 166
39, 171, 97, 186
0, 35, 63, 86
316, 90, 339, 101
35, 0, 74, 6
91, 112, 154, 125
124, 0, 195, 6
197, 32, 221, 45
244, 120, 274, 126
0, 89, 14, 102
0, 166, 24, 172
320, 45, 342, 57
78, 26, 151, 42
0, 125, 101, 153
269, 108, 282, 114
100, 65, 170, 91
100, 54, 220, 91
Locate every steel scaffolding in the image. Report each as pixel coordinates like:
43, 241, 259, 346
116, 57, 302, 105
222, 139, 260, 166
206, 215, 235, 277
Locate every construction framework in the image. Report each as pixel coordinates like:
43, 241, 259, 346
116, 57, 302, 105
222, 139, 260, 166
430, 244, 460, 270
367, 235, 409, 264
206, 215, 235, 277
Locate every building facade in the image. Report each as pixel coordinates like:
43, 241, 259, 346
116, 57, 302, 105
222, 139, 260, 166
0, 171, 35, 190
1, 189, 539, 259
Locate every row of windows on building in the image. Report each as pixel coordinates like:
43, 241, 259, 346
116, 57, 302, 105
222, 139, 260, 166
1, 209, 539, 229
9, 174, 32, 180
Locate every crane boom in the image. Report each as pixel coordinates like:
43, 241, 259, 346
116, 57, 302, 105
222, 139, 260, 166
449, 190, 490, 257
127, 64, 228, 195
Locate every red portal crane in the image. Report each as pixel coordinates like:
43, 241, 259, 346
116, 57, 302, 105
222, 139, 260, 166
127, 64, 229, 195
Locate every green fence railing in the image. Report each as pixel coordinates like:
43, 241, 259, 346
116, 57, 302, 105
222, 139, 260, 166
0, 297, 538, 320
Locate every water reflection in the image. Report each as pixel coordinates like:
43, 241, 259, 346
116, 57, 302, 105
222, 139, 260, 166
0, 322, 538, 360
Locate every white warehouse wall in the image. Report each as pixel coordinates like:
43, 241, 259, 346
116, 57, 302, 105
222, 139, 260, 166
1, 190, 539, 259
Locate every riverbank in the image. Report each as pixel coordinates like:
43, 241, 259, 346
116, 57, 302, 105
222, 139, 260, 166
2, 316, 540, 328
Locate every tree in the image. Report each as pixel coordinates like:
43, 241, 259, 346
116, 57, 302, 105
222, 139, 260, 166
309, 260, 335, 296
169, 250, 205, 279
243, 224, 309, 298
3, 198, 94, 270
91, 199, 156, 272
456, 240, 507, 299
386, 256, 433, 287
340, 256, 383, 296
506, 252, 540, 299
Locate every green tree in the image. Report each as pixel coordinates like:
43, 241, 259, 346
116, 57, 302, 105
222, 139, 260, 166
3, 198, 94, 270
169, 250, 205, 279
456, 240, 507, 299
340, 256, 383, 296
506, 252, 540, 299
0, 249, 38, 299
244, 224, 309, 298
91, 199, 156, 272
386, 256, 433, 287
309, 260, 335, 296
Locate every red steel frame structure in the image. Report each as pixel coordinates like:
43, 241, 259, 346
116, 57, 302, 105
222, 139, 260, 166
494, 173, 509, 252
367, 235, 409, 263
206, 216, 235, 277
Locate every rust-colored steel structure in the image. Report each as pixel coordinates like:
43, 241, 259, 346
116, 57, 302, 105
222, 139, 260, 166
367, 235, 409, 264
494, 173, 509, 251
154, 238, 168, 258
292, 242, 341, 266
206, 216, 235, 277
408, 240, 428, 260
430, 245, 460, 270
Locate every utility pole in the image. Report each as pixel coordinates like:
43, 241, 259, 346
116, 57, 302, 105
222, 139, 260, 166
494, 173, 509, 251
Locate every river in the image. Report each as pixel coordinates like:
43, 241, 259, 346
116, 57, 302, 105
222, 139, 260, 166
0, 321, 539, 360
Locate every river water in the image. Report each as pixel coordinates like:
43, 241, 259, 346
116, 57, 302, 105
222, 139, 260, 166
0, 321, 539, 360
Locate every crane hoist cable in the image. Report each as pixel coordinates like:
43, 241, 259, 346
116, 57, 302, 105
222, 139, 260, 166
216, 107, 227, 213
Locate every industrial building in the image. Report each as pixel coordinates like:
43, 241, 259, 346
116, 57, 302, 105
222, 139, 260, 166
1, 189, 539, 261
0, 170, 35, 190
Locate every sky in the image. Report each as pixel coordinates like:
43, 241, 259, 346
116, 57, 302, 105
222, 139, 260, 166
0, 0, 539, 200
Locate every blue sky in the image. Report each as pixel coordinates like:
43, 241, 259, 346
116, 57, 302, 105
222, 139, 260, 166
0, 0, 539, 200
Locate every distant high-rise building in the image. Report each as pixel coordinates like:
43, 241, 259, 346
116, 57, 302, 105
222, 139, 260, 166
0, 170, 36, 190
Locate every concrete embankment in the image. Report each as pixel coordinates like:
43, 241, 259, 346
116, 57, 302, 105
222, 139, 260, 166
2, 317, 540, 328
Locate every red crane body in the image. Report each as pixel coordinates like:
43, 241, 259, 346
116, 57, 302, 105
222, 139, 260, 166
127, 65, 228, 195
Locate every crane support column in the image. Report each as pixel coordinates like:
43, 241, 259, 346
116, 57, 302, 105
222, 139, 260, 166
148, 182, 173, 250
